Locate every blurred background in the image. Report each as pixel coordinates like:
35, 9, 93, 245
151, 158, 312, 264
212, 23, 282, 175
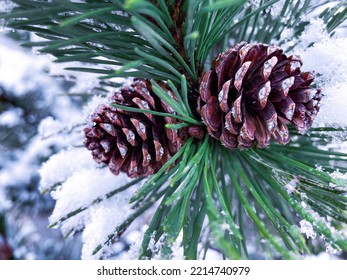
0, 24, 119, 259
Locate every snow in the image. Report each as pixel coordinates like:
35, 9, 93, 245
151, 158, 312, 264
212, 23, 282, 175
82, 95, 110, 123
0, 0, 16, 13
0, 38, 58, 96
325, 243, 338, 255
41, 147, 140, 259
39, 148, 99, 193
284, 177, 299, 194
49, 169, 130, 225
292, 20, 347, 129
0, 108, 21, 127
38, 117, 69, 139
268, 0, 286, 19
299, 220, 317, 239
76, 172, 136, 259
81, 193, 134, 260
0, 188, 11, 212
304, 251, 339, 260
0, 134, 65, 188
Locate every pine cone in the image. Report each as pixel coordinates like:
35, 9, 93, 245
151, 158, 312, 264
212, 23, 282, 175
84, 79, 187, 178
198, 42, 322, 149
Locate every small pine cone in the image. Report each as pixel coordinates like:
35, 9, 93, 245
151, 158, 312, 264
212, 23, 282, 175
198, 42, 322, 149
84, 79, 187, 178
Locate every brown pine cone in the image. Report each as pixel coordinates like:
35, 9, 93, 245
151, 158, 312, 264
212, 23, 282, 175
84, 79, 187, 178
198, 42, 322, 149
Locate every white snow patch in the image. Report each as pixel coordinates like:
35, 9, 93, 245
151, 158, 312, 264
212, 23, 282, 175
81, 194, 134, 260
268, 0, 286, 19
39, 148, 99, 193
0, 108, 22, 127
38, 117, 67, 139
49, 169, 130, 226
47, 165, 139, 260
294, 18, 327, 50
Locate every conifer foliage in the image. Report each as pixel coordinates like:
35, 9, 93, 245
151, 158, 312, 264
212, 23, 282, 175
2, 0, 347, 259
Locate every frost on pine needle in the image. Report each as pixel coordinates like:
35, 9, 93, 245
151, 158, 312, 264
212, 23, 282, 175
325, 243, 339, 255
299, 220, 317, 239
284, 177, 299, 194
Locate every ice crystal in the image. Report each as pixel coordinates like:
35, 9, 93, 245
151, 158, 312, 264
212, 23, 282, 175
300, 220, 317, 239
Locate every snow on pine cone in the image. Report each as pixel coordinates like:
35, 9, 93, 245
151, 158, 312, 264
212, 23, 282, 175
84, 79, 187, 178
198, 42, 322, 149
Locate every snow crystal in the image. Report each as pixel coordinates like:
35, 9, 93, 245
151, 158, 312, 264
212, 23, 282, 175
328, 170, 347, 192
249, 0, 260, 7
314, 82, 347, 128
169, 235, 184, 260
299, 220, 317, 239
123, 227, 145, 259
294, 18, 327, 50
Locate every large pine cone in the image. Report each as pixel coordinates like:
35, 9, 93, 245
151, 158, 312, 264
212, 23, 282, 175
84, 79, 187, 178
198, 42, 322, 149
